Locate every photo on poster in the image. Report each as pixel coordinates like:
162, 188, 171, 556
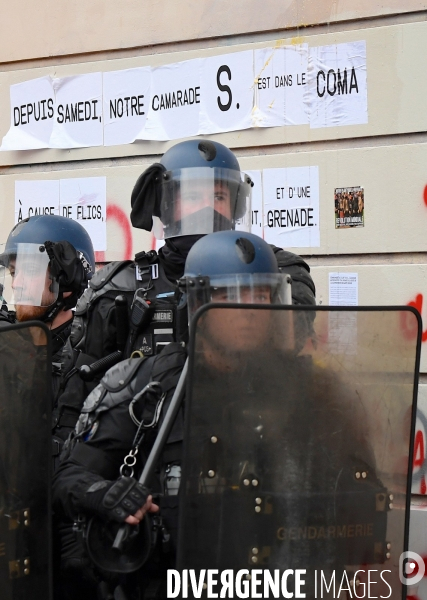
334, 186, 364, 229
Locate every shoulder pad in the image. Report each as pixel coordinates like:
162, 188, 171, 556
270, 245, 311, 272
109, 263, 142, 293
88, 356, 155, 417
81, 382, 106, 414
74, 285, 95, 316
90, 260, 133, 291
69, 314, 85, 346
270, 245, 316, 304
74, 382, 106, 436
134, 250, 158, 265
101, 357, 147, 393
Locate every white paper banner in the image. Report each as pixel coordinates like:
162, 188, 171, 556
103, 68, 151, 146
2, 77, 55, 150
15, 180, 60, 224
253, 45, 309, 128
1, 41, 369, 150
307, 41, 367, 129
59, 177, 106, 250
142, 58, 202, 141
199, 51, 254, 134
50, 73, 103, 148
262, 166, 320, 248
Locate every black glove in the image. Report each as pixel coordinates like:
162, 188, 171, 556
81, 477, 150, 523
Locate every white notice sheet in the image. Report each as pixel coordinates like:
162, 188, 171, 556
329, 272, 358, 306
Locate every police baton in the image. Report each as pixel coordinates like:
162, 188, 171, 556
112, 357, 188, 551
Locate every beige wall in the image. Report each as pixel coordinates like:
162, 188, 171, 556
0, 22, 427, 167
1, 2, 425, 383
1, 18, 425, 336
2, 142, 425, 259
2, 0, 427, 583
1, 0, 426, 63
2, 0, 427, 522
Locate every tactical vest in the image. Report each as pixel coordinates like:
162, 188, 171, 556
56, 344, 186, 598
70, 343, 185, 475
53, 246, 316, 457
68, 251, 187, 362
64, 343, 186, 546
53, 251, 186, 458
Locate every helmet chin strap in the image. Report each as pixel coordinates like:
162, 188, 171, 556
39, 292, 66, 324
39, 287, 80, 324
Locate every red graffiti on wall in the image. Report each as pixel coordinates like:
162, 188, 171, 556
423, 184, 427, 207
413, 425, 427, 494
414, 430, 425, 470
401, 294, 427, 342
95, 204, 133, 263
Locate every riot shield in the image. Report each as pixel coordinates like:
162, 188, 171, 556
0, 322, 52, 600
177, 305, 421, 599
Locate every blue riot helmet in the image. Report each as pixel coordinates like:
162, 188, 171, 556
0, 215, 95, 322
181, 230, 292, 318
130, 139, 253, 239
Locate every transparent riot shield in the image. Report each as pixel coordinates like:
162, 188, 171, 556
177, 305, 421, 599
0, 322, 52, 600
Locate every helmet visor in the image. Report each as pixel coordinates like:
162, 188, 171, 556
152, 167, 252, 239
187, 272, 292, 319
0, 243, 59, 308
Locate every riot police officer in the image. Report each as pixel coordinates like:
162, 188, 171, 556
53, 139, 316, 456
178, 233, 375, 580
0, 215, 95, 600
0, 214, 95, 399
176, 236, 389, 600
52, 230, 316, 599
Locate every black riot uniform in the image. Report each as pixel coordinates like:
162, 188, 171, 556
53, 343, 186, 599
52, 240, 192, 452
53, 338, 380, 599
52, 231, 317, 599
180, 346, 377, 578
